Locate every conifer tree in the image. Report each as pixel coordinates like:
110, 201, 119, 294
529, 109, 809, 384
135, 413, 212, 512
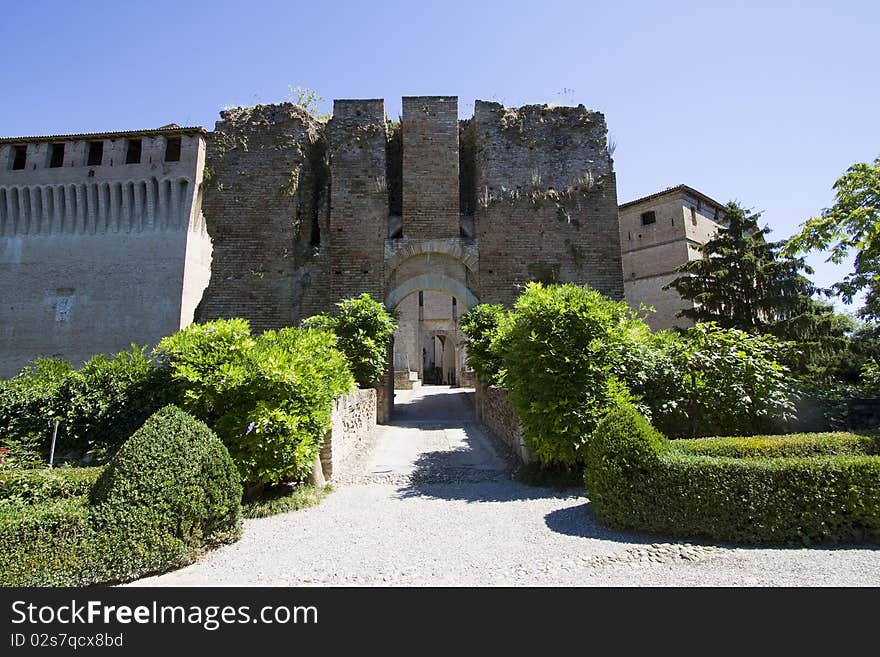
665, 201, 847, 373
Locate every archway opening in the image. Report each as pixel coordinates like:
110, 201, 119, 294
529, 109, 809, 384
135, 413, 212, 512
389, 289, 475, 391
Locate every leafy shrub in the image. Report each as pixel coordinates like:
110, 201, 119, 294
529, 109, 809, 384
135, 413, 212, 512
157, 320, 354, 485
0, 359, 73, 459
459, 304, 508, 384
0, 347, 178, 462
629, 324, 796, 438
0, 406, 243, 586
675, 432, 880, 458
679, 323, 795, 436
497, 283, 643, 466
0, 466, 102, 505
303, 294, 397, 387
584, 405, 880, 544
91, 405, 242, 547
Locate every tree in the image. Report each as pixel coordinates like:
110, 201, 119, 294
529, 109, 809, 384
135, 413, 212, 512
665, 201, 846, 361
784, 156, 880, 320
303, 294, 397, 387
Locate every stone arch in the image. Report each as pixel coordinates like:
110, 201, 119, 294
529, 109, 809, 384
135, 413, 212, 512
384, 273, 479, 311
384, 238, 479, 281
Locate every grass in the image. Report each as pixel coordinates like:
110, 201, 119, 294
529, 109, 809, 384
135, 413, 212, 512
242, 483, 331, 519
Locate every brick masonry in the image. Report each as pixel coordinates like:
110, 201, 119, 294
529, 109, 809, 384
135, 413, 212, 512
402, 97, 460, 240
473, 101, 623, 305
195, 103, 330, 331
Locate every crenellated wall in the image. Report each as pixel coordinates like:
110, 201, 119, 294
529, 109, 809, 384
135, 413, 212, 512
0, 129, 209, 377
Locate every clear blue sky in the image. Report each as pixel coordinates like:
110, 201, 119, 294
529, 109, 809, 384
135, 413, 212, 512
2, 0, 876, 312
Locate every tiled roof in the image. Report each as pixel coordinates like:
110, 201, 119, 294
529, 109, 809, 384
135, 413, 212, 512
619, 184, 726, 212
0, 125, 207, 145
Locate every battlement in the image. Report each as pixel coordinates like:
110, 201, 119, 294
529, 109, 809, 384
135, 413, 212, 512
332, 99, 386, 121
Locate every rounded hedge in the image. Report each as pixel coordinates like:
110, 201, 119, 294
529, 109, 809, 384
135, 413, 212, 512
584, 405, 880, 544
91, 404, 242, 548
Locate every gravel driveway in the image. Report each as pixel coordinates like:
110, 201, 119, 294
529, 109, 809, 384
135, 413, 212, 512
133, 386, 880, 586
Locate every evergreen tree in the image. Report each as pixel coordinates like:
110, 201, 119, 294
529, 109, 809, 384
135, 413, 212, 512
665, 201, 848, 375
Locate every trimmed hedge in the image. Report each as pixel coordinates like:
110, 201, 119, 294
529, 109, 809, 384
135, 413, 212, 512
0, 406, 242, 586
0, 467, 103, 504
674, 432, 880, 459
584, 405, 880, 544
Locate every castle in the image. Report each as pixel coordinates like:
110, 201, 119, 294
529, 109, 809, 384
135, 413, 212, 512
1, 95, 716, 404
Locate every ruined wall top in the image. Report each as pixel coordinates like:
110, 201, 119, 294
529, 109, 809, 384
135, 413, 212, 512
473, 100, 612, 203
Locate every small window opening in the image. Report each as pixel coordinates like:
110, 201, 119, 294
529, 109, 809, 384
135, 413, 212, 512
418, 291, 424, 307
690, 207, 697, 226
11, 146, 27, 170
640, 211, 656, 226
49, 143, 65, 168
164, 137, 181, 162
126, 139, 142, 164
87, 141, 103, 166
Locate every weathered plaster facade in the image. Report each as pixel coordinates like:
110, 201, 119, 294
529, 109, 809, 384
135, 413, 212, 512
618, 185, 726, 330
0, 126, 208, 377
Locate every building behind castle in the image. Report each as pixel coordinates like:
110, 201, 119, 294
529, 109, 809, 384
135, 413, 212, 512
618, 185, 726, 330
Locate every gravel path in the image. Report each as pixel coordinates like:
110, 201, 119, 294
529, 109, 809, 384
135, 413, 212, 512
133, 386, 880, 587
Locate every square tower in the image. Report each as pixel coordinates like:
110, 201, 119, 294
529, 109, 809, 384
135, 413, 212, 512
402, 96, 459, 239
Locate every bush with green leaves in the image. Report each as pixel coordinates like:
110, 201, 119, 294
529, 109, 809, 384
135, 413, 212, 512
0, 406, 242, 586
674, 431, 880, 458
459, 303, 508, 384
624, 324, 796, 438
584, 405, 880, 544
0, 466, 102, 506
0, 346, 178, 463
495, 283, 644, 466
677, 323, 795, 437
303, 294, 397, 387
157, 319, 354, 485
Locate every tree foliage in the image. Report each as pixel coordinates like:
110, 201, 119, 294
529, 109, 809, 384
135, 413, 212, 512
156, 319, 354, 485
303, 294, 398, 388
459, 304, 508, 384
785, 156, 880, 320
666, 200, 849, 374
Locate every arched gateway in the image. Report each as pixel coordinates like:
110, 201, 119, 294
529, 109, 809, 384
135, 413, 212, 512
191, 95, 624, 421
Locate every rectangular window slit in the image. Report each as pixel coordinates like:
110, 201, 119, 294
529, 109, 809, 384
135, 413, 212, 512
126, 139, 142, 164
11, 146, 27, 170
164, 137, 181, 162
49, 143, 65, 168
87, 141, 103, 166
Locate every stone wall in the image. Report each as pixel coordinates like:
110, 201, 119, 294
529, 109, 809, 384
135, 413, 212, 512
195, 103, 331, 331
402, 96, 459, 239
474, 101, 623, 306
319, 387, 377, 480
474, 380, 530, 464
0, 129, 208, 377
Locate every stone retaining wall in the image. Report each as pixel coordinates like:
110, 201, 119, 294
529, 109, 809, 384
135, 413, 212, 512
474, 380, 530, 464
320, 387, 377, 480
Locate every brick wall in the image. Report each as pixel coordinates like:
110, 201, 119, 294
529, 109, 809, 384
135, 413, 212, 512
402, 97, 460, 239
327, 100, 388, 302
474, 101, 623, 306
195, 103, 330, 331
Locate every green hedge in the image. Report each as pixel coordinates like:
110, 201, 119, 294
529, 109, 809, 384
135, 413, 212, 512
584, 405, 880, 544
0, 406, 242, 586
0, 467, 103, 504
674, 432, 880, 459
